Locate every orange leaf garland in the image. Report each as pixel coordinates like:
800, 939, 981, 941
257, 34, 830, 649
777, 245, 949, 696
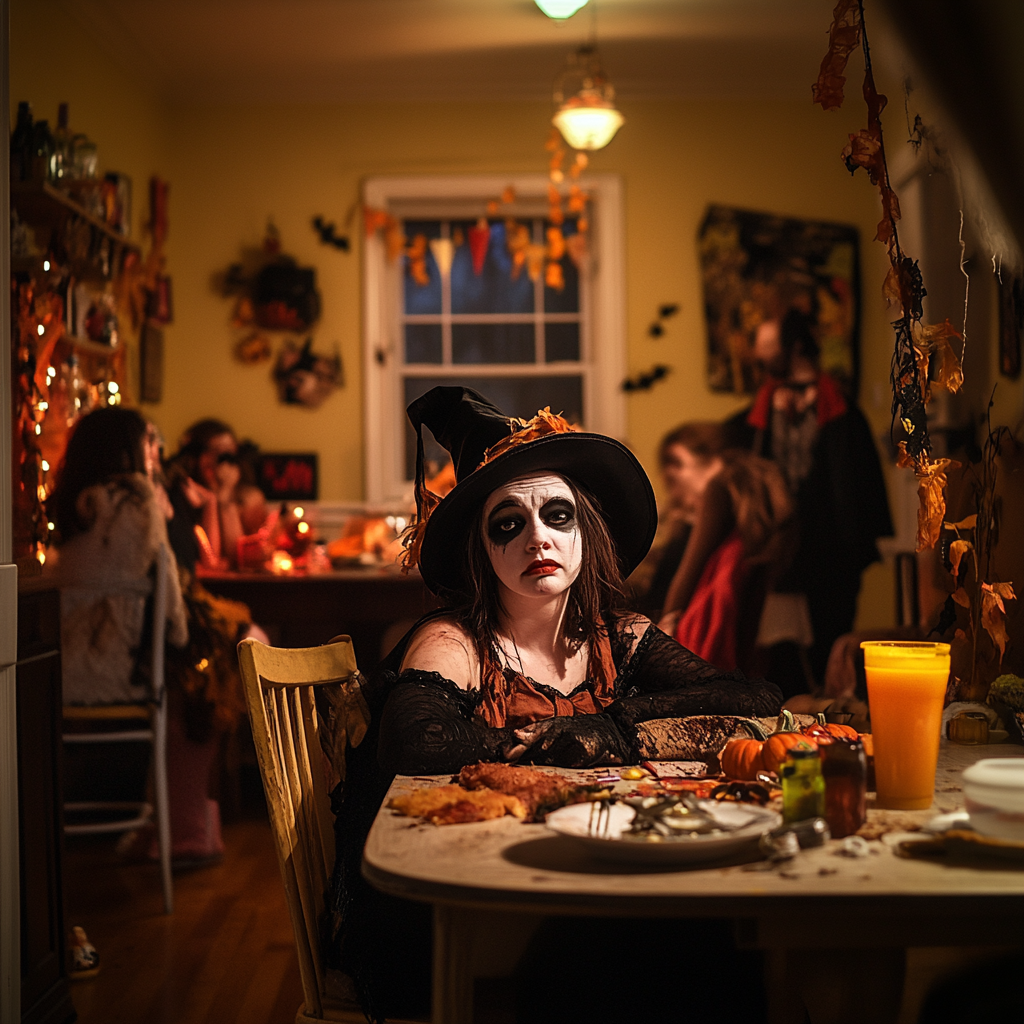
981, 582, 1016, 661
948, 539, 972, 578
898, 442, 960, 552
477, 407, 579, 469
812, 0, 862, 111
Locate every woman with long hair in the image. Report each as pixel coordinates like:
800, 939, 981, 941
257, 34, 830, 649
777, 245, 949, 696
164, 418, 268, 570
656, 421, 795, 673
327, 387, 783, 1022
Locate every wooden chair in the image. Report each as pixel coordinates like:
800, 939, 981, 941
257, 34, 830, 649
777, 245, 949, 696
62, 543, 174, 914
238, 635, 419, 1023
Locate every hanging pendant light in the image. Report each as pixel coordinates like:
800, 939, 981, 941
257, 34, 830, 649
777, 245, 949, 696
552, 46, 624, 151
535, 0, 589, 19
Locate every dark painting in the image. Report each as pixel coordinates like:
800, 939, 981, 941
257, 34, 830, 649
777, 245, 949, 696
257, 453, 318, 501
698, 205, 860, 396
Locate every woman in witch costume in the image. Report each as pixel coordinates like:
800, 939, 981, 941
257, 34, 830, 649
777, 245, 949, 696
326, 387, 781, 1022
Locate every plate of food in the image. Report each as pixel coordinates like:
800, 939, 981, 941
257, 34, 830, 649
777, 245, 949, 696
545, 793, 780, 864
388, 763, 609, 825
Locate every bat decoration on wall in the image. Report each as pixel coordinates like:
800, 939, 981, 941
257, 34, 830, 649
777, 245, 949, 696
622, 364, 671, 392
648, 302, 680, 338
312, 216, 350, 252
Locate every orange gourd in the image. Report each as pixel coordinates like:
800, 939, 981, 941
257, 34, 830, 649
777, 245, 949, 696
761, 710, 816, 774
720, 738, 765, 780
803, 713, 858, 742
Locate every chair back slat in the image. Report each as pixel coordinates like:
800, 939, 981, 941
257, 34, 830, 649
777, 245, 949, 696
236, 636, 367, 1019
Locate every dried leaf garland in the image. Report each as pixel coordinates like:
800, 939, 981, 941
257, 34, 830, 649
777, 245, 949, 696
478, 407, 579, 468
981, 582, 1016, 661
815, 0, 964, 546
812, 0, 862, 111
896, 441, 960, 552
948, 539, 972, 578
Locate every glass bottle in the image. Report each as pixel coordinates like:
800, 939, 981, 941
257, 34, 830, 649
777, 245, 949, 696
10, 101, 34, 182
51, 103, 71, 181
820, 739, 867, 838
781, 747, 825, 824
61, 355, 87, 426
31, 119, 55, 182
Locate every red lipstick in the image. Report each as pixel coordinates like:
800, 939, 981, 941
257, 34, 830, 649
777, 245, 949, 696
523, 559, 560, 577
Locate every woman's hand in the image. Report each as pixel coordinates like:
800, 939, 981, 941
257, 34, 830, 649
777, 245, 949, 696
215, 460, 241, 503
502, 715, 628, 767
182, 476, 216, 510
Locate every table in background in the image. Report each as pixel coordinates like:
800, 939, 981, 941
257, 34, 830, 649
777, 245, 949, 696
364, 743, 1024, 1024
199, 567, 437, 674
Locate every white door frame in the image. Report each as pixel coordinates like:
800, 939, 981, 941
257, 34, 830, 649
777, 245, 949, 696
1, 0, 22, 1018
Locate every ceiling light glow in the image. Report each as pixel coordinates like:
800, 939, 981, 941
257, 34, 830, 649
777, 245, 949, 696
535, 0, 589, 19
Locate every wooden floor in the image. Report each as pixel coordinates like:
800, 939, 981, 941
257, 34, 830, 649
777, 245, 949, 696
63, 817, 304, 1024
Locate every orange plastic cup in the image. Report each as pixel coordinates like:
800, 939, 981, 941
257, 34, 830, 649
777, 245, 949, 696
861, 641, 951, 810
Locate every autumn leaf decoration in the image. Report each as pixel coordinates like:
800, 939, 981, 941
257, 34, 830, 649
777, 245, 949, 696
814, 0, 965, 550
478, 407, 579, 468
943, 410, 1018, 689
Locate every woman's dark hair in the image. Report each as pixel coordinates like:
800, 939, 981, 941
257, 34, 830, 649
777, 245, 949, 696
49, 407, 148, 543
455, 477, 626, 658
658, 421, 726, 467
169, 418, 235, 481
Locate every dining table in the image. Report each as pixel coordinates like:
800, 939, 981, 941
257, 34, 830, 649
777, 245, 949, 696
198, 565, 438, 675
363, 742, 1024, 1024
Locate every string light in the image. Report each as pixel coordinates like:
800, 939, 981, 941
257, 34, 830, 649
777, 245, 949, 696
36, 324, 45, 336
293, 506, 305, 518
41, 460, 49, 471
47, 366, 56, 379
107, 381, 119, 394
48, 522, 55, 531
297, 521, 310, 535
535, 0, 589, 18
38, 401, 48, 411
43, 260, 51, 271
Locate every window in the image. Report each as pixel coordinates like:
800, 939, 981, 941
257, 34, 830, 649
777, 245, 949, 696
364, 175, 625, 502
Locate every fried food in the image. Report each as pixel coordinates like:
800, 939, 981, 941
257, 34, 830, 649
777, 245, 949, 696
458, 762, 591, 820
389, 784, 526, 825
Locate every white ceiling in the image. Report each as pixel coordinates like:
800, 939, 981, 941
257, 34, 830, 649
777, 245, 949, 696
62, 0, 840, 104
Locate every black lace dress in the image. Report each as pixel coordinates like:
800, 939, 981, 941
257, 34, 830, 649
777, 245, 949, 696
322, 614, 782, 1022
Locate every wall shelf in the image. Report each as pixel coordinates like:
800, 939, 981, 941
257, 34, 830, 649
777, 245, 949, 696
11, 180, 140, 252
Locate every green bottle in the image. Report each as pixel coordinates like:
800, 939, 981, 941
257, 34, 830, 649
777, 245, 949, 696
781, 747, 825, 823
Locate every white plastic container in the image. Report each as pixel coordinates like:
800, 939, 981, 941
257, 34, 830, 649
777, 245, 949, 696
961, 758, 1024, 842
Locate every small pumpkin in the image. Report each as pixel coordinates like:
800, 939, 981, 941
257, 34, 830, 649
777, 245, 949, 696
761, 710, 817, 774
859, 733, 874, 757
720, 738, 765, 780
802, 713, 858, 744
718, 719, 771, 781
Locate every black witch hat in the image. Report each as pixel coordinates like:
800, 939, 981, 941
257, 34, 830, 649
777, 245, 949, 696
405, 386, 656, 596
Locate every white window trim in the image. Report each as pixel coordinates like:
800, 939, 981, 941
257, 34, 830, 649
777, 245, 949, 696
363, 173, 626, 503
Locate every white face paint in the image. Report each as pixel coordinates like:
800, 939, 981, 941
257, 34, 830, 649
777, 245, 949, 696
481, 472, 582, 602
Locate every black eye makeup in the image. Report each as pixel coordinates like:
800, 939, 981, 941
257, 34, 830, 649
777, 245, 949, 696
541, 498, 577, 532
486, 501, 525, 545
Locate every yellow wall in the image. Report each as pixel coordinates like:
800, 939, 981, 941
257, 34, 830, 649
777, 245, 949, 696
34, 0, 1024, 631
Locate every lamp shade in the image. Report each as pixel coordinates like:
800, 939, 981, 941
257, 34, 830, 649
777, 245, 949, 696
553, 102, 625, 151
552, 46, 624, 152
535, 0, 589, 19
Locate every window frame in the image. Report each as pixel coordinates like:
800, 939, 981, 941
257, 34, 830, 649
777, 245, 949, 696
363, 173, 626, 503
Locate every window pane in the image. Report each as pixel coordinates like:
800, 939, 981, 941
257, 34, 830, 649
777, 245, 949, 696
403, 375, 584, 480
404, 323, 442, 364
451, 220, 534, 314
452, 323, 534, 364
544, 321, 580, 362
543, 217, 580, 314
403, 220, 442, 315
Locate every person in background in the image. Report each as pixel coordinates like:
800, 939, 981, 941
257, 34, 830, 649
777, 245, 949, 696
655, 422, 794, 674
726, 309, 893, 688
47, 408, 230, 864
165, 418, 269, 570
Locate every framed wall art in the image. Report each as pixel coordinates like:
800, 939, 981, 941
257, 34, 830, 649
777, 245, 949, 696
698, 205, 861, 397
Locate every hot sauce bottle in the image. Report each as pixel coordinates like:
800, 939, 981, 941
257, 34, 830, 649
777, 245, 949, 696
820, 739, 868, 838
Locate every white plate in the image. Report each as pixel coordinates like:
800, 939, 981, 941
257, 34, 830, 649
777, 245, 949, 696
545, 800, 781, 865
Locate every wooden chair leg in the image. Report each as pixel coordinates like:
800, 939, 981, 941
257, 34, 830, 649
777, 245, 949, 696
153, 702, 174, 914
432, 905, 474, 1024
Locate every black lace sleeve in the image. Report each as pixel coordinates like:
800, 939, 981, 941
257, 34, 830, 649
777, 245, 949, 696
376, 669, 516, 776
608, 625, 783, 735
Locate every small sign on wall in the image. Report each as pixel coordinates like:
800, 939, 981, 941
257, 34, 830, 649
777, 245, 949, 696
257, 453, 318, 501
140, 322, 163, 403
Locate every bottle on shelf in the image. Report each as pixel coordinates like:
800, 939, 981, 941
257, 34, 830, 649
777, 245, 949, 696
30, 119, 55, 182
60, 354, 88, 426
10, 101, 34, 182
51, 103, 71, 181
